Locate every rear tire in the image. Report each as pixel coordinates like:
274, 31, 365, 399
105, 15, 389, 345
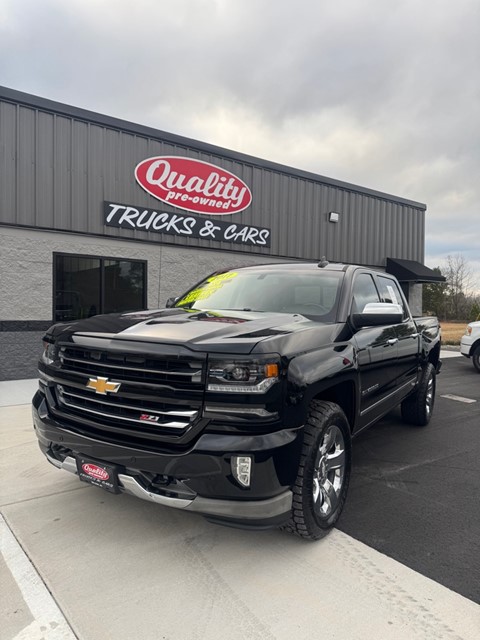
472, 345, 480, 373
401, 363, 436, 426
282, 400, 351, 540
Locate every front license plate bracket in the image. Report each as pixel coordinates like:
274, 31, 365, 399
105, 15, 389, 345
76, 456, 120, 494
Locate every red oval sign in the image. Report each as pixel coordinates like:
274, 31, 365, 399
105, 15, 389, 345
135, 156, 252, 216
82, 463, 109, 481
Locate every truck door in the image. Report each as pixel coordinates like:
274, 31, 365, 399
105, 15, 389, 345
351, 273, 399, 430
376, 275, 420, 390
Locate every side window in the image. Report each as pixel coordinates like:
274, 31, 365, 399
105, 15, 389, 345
351, 274, 380, 314
377, 276, 407, 318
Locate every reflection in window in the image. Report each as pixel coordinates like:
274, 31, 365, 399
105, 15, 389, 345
351, 274, 380, 314
377, 276, 406, 317
176, 269, 344, 321
104, 260, 145, 313
54, 254, 146, 322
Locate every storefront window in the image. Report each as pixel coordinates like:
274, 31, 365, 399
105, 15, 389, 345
104, 260, 145, 314
54, 254, 146, 322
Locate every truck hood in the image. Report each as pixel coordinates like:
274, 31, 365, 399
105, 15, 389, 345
45, 308, 336, 355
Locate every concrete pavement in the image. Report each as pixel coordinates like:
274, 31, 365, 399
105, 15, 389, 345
1, 356, 479, 640
0, 379, 39, 408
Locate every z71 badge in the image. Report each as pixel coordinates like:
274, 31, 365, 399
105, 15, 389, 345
139, 414, 160, 422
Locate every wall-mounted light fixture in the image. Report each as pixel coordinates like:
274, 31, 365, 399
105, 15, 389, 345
329, 211, 340, 223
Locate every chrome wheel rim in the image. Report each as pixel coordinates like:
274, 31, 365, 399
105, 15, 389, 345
312, 425, 346, 518
426, 375, 434, 417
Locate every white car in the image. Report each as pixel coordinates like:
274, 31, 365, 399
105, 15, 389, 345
460, 321, 480, 373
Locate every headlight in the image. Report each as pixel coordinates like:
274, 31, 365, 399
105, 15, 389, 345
42, 341, 58, 364
207, 357, 280, 393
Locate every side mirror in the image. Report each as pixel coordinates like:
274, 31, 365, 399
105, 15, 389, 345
352, 302, 403, 328
165, 296, 179, 308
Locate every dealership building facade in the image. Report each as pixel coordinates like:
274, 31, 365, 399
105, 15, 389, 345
0, 86, 442, 381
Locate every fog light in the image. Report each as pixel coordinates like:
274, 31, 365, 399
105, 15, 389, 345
232, 456, 252, 488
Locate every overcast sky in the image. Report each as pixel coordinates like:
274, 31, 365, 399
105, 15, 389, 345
1, 0, 479, 291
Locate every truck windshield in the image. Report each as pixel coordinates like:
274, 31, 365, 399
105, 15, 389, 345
175, 269, 344, 320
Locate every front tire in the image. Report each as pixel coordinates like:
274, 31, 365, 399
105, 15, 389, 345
401, 362, 436, 426
282, 400, 351, 540
472, 345, 480, 373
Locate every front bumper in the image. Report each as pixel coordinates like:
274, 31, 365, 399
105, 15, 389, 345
460, 338, 472, 357
33, 391, 301, 528
45, 452, 292, 526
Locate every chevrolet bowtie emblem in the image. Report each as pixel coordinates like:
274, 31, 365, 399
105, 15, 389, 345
86, 376, 121, 395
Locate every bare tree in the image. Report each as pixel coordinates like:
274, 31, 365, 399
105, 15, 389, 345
442, 254, 475, 320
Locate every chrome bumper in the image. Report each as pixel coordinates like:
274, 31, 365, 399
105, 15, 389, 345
46, 453, 292, 521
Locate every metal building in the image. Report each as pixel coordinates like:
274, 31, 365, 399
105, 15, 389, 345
0, 86, 442, 381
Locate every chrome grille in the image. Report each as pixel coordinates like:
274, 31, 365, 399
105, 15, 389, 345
47, 344, 206, 442
57, 385, 198, 429
59, 346, 203, 388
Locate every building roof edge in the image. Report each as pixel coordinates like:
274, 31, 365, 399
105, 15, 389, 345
0, 85, 427, 210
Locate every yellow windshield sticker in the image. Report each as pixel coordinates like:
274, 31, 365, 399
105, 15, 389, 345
177, 272, 238, 305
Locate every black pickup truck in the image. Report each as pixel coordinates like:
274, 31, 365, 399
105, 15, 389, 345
33, 261, 441, 539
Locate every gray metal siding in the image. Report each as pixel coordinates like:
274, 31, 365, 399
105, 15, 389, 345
0, 101, 16, 224
0, 91, 426, 266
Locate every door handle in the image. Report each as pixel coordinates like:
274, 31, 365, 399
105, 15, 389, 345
386, 338, 398, 346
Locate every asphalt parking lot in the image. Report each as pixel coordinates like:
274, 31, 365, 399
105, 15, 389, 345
1, 354, 479, 640
339, 353, 480, 603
